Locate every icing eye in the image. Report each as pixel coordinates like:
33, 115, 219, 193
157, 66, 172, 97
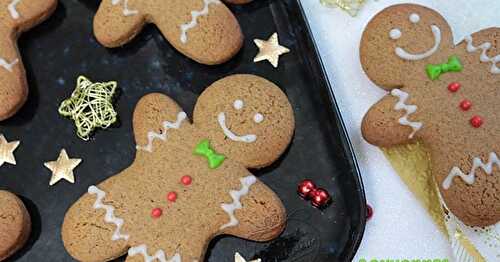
253, 113, 264, 123
409, 13, 420, 24
389, 28, 402, 40
233, 99, 244, 110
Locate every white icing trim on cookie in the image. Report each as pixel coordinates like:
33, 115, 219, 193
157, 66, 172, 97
217, 112, 257, 143
179, 0, 221, 44
464, 35, 500, 74
233, 99, 244, 110
409, 13, 420, 24
390, 89, 423, 139
220, 175, 257, 230
128, 245, 181, 262
394, 25, 441, 61
253, 113, 264, 123
111, 0, 138, 16
8, 0, 21, 19
0, 58, 18, 72
88, 186, 130, 241
389, 28, 402, 40
443, 152, 499, 190
136, 111, 187, 152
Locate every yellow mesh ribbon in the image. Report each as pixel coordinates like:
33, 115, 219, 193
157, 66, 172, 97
59, 76, 118, 140
382, 142, 485, 261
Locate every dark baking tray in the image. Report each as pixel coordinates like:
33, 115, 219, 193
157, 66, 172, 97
0, 0, 366, 261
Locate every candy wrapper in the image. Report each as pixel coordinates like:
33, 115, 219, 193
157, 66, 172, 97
383, 144, 498, 261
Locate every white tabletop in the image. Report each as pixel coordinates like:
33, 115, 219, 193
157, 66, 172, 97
300, 0, 500, 260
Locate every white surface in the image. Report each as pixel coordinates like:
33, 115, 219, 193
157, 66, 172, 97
300, 0, 500, 260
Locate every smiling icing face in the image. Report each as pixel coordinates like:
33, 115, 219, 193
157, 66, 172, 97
360, 4, 453, 89
193, 74, 294, 168
216, 99, 265, 143
390, 13, 442, 61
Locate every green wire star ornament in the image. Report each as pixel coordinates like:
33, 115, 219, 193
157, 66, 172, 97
59, 76, 118, 140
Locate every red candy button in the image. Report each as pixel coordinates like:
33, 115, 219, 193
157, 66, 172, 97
310, 188, 331, 208
448, 82, 461, 92
181, 175, 192, 186
297, 179, 316, 199
459, 100, 472, 111
151, 208, 163, 218
470, 116, 483, 128
367, 204, 374, 220
167, 192, 177, 202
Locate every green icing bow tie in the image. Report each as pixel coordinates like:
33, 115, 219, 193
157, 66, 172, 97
426, 55, 463, 80
194, 139, 226, 169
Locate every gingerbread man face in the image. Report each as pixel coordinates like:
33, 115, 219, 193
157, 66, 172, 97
93, 0, 243, 65
360, 4, 499, 227
0, 0, 57, 121
193, 74, 295, 169
62, 74, 294, 262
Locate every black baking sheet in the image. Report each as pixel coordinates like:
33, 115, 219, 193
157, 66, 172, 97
0, 0, 366, 261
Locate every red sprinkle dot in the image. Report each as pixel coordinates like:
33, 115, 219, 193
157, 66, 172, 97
367, 204, 374, 220
151, 208, 163, 218
459, 100, 472, 111
470, 116, 483, 128
167, 192, 177, 202
448, 82, 461, 92
181, 175, 192, 186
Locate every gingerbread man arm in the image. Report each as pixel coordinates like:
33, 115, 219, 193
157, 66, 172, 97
0, 0, 57, 120
93, 1, 146, 48
133, 93, 192, 154
219, 179, 286, 241
0, 33, 26, 121
62, 173, 132, 262
93, 0, 243, 65
362, 89, 424, 147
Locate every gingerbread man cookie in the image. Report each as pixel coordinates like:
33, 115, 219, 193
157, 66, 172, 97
0, 190, 31, 261
93, 0, 245, 65
360, 4, 499, 227
62, 74, 295, 262
0, 0, 57, 121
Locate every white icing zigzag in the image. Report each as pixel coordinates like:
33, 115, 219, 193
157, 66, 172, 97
220, 175, 257, 230
111, 0, 138, 16
464, 35, 500, 74
136, 112, 187, 153
8, 0, 21, 19
179, 0, 221, 44
0, 58, 18, 72
88, 186, 130, 241
390, 89, 423, 139
443, 152, 499, 190
128, 244, 181, 262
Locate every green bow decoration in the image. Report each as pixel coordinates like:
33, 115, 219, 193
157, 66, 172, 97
426, 55, 463, 80
194, 139, 226, 169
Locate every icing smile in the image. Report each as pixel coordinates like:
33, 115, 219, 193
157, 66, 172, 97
217, 112, 257, 143
390, 13, 442, 61
395, 25, 441, 60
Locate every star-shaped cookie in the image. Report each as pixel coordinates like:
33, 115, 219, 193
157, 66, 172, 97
0, 134, 20, 167
44, 149, 82, 186
253, 32, 290, 68
235, 252, 261, 262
